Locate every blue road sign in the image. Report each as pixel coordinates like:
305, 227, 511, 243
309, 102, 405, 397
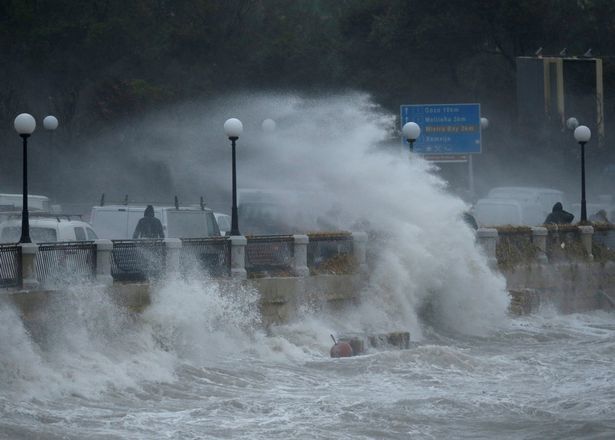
400, 103, 481, 154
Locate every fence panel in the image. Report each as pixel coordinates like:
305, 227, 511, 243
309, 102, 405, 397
592, 225, 615, 261
494, 227, 537, 268
180, 237, 230, 277
111, 240, 166, 282
36, 242, 97, 287
545, 225, 586, 261
0, 244, 21, 288
246, 235, 294, 276
307, 232, 355, 274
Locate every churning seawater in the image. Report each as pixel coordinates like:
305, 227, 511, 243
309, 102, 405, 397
1, 94, 614, 439
1, 287, 614, 440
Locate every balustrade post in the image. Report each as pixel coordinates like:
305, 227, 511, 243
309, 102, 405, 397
164, 238, 182, 275
94, 239, 114, 286
578, 225, 594, 261
230, 236, 247, 280
476, 228, 498, 268
351, 231, 368, 274
19, 243, 39, 290
531, 227, 548, 263
292, 235, 309, 276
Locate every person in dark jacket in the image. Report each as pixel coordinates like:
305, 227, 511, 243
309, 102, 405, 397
544, 202, 574, 225
133, 205, 164, 238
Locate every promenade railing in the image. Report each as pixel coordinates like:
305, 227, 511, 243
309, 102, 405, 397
111, 239, 166, 282
0, 244, 21, 288
245, 235, 294, 276
307, 232, 355, 274
180, 237, 230, 277
36, 241, 97, 287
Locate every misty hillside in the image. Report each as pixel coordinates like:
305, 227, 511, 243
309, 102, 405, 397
2, 0, 615, 205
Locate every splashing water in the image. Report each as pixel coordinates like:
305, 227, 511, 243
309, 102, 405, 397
2, 94, 577, 440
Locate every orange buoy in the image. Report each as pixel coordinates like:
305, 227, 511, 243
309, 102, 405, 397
329, 335, 353, 358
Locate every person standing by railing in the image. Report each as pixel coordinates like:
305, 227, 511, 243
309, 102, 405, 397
132, 205, 164, 239
544, 202, 574, 225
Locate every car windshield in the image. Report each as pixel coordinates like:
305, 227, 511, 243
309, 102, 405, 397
0, 226, 57, 243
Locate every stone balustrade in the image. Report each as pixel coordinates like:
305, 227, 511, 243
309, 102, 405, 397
3, 225, 614, 292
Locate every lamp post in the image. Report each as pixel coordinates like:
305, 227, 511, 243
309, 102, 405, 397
574, 125, 591, 223
13, 113, 58, 243
402, 122, 420, 152
224, 118, 243, 236
14, 114, 37, 243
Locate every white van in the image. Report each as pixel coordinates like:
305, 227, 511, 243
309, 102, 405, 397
90, 205, 220, 239
473, 187, 566, 226
486, 187, 565, 211
0, 216, 98, 243
214, 213, 232, 236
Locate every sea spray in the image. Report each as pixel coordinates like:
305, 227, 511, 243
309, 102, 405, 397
0, 92, 511, 397
142, 267, 262, 364
193, 92, 511, 337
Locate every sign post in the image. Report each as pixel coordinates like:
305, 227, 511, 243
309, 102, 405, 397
400, 103, 482, 196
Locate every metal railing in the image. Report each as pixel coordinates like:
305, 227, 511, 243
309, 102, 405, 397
246, 235, 294, 275
544, 225, 586, 261
36, 241, 97, 286
592, 224, 615, 261
111, 239, 166, 282
180, 237, 230, 277
307, 232, 354, 273
0, 244, 21, 288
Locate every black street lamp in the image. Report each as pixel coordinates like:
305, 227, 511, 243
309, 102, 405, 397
13, 113, 58, 243
573, 125, 591, 223
224, 118, 243, 236
402, 121, 420, 152
14, 114, 37, 243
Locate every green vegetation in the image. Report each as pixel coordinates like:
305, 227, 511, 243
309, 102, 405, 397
495, 227, 538, 270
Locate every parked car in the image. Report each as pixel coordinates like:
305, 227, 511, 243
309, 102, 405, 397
0, 215, 98, 243
214, 213, 232, 236
90, 205, 220, 239
0, 193, 52, 224
473, 186, 566, 226
487, 186, 565, 208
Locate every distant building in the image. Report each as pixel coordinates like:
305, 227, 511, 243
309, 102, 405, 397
516, 56, 604, 146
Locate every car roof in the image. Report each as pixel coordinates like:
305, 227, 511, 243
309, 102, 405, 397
93, 205, 213, 212
475, 198, 524, 207
487, 186, 563, 195
0, 193, 49, 200
0, 218, 92, 228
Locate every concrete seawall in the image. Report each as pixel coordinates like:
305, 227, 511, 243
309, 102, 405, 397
505, 261, 615, 314
7, 274, 364, 328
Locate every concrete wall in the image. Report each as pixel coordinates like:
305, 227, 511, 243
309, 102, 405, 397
504, 261, 615, 314
12, 274, 363, 328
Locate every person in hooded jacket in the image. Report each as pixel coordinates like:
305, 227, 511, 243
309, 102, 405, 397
133, 205, 165, 238
544, 202, 574, 225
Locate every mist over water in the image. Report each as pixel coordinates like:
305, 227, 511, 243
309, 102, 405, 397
2, 94, 614, 439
